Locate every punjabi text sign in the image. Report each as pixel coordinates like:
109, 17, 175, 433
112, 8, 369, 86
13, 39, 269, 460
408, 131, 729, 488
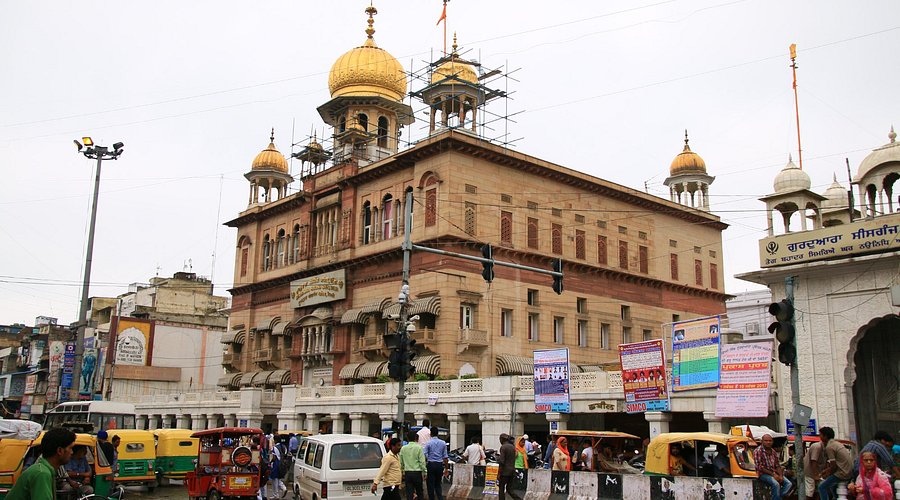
672, 315, 721, 391
715, 342, 773, 417
290, 270, 346, 308
619, 340, 670, 413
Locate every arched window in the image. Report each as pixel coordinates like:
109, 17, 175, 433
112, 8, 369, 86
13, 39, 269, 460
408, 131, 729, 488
382, 194, 393, 239
292, 224, 300, 263
377, 116, 389, 148
358, 113, 369, 132
362, 202, 372, 244
262, 234, 271, 270
276, 229, 286, 267
338, 115, 346, 133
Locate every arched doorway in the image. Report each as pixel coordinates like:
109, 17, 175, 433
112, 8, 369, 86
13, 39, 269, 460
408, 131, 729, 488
850, 314, 900, 443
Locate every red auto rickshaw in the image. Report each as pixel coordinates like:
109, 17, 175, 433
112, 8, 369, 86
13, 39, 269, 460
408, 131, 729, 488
185, 427, 266, 500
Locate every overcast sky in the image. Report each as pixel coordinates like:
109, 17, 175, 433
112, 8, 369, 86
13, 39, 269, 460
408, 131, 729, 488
1, 1, 898, 325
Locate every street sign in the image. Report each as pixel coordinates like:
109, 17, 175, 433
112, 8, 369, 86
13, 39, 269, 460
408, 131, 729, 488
239, 419, 248, 427
791, 403, 813, 427
786, 418, 817, 436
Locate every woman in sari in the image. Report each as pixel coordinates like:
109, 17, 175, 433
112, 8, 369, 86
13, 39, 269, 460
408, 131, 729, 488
552, 437, 571, 471
847, 450, 892, 500
515, 436, 529, 469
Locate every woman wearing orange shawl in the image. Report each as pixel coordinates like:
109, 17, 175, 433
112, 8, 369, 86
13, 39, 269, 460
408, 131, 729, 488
552, 437, 571, 471
514, 436, 529, 469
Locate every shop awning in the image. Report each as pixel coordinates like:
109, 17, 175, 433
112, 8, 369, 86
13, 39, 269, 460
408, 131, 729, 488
412, 355, 440, 376
267, 369, 291, 385
339, 362, 363, 380
251, 371, 271, 386
341, 298, 392, 325
382, 296, 441, 318
220, 331, 236, 344
233, 331, 246, 346
495, 354, 534, 376
238, 372, 256, 387
271, 321, 287, 336
254, 318, 274, 332
357, 362, 385, 379
217, 373, 241, 388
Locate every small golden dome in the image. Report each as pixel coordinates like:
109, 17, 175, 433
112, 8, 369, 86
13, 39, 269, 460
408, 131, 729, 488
328, 5, 407, 102
251, 129, 288, 173
431, 34, 478, 85
669, 130, 707, 176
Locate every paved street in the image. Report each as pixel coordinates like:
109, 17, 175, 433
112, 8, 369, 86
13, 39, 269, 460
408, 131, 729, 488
124, 484, 191, 499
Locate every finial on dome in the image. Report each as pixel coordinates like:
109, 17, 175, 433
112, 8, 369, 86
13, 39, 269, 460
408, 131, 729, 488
270, 127, 275, 144
452, 32, 458, 55
788, 153, 793, 163
365, 3, 378, 39
833, 172, 838, 183
683, 129, 691, 151
890, 124, 897, 143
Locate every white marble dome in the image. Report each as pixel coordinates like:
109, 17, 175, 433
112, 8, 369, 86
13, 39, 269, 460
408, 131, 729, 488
773, 156, 811, 193
855, 126, 900, 182
821, 175, 847, 211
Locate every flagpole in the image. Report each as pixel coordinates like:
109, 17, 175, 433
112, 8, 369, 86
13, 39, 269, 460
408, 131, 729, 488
441, 0, 449, 54
790, 44, 804, 170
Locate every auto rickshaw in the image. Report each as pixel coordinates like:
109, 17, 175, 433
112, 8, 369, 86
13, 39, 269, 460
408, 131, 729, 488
109, 429, 157, 490
645, 432, 757, 478
185, 427, 266, 500
0, 432, 116, 499
551, 430, 643, 473
154, 429, 199, 485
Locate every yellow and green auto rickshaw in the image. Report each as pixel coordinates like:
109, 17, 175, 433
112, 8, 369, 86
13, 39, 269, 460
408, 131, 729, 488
109, 429, 157, 491
153, 429, 198, 485
0, 432, 116, 499
644, 432, 757, 478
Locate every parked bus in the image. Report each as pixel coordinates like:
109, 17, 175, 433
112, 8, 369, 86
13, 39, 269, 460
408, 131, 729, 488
43, 401, 136, 433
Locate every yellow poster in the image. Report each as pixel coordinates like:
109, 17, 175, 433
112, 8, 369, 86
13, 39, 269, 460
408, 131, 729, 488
112, 317, 154, 366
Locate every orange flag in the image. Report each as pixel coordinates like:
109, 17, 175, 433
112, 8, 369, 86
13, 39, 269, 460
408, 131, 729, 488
436, 3, 447, 25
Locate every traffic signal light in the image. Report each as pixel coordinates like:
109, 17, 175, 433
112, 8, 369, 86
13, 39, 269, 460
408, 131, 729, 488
768, 299, 796, 365
388, 348, 404, 380
551, 258, 564, 295
387, 334, 418, 381
481, 245, 494, 282
383, 332, 402, 350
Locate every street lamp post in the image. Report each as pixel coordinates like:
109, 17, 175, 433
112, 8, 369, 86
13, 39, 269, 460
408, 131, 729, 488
71, 137, 123, 401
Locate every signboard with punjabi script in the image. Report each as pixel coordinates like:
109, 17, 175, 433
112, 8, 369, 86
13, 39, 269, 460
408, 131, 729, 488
290, 270, 346, 308
759, 212, 900, 268
672, 315, 721, 391
715, 342, 773, 417
619, 340, 670, 413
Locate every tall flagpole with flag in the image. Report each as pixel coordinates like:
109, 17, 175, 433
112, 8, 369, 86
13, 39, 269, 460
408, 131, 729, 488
789, 44, 804, 170
437, 0, 448, 54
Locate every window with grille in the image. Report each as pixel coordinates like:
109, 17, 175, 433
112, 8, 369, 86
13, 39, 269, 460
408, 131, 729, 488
501, 309, 513, 337
598, 235, 607, 265
464, 202, 476, 236
639, 245, 648, 273
600, 323, 610, 349
551, 223, 562, 254
552, 208, 562, 217
501, 194, 512, 203
695, 259, 703, 286
618, 226, 628, 234
501, 211, 513, 246
709, 250, 717, 258
382, 195, 393, 240
669, 239, 678, 248
575, 214, 585, 223
527, 218, 539, 249
465, 184, 477, 194
670, 253, 679, 280
638, 231, 647, 240
240, 248, 249, 277
425, 189, 437, 227
710, 263, 718, 289
694, 246, 702, 254
528, 313, 539, 341
575, 230, 585, 259
619, 240, 628, 269
527, 201, 538, 210
578, 320, 588, 347
460, 304, 475, 329
553, 317, 564, 344
597, 220, 607, 229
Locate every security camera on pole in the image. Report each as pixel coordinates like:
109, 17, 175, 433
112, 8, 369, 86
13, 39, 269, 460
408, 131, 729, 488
71, 137, 124, 401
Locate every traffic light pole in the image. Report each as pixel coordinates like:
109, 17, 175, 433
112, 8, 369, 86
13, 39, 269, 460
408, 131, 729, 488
395, 191, 414, 424
785, 276, 806, 498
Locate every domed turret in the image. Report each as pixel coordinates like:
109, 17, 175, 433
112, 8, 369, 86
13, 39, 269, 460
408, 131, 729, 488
663, 130, 715, 211
821, 174, 846, 211
421, 33, 485, 135
327, 5, 407, 102
669, 131, 707, 176
251, 130, 288, 173
244, 129, 293, 207
431, 36, 478, 85
773, 155, 811, 193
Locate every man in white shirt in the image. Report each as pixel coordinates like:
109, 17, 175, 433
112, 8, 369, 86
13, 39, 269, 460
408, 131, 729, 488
463, 437, 485, 465
524, 435, 533, 453
417, 421, 432, 446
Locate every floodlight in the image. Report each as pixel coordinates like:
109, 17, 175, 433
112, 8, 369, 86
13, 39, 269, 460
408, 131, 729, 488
82, 137, 94, 147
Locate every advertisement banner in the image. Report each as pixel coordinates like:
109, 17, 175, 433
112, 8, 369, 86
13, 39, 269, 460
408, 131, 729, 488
24, 375, 37, 395
533, 348, 571, 413
672, 316, 721, 391
61, 342, 76, 401
110, 317, 154, 366
618, 340, 670, 413
79, 348, 98, 397
715, 342, 773, 417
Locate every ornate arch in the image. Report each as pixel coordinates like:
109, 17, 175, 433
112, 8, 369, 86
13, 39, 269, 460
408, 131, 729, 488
417, 171, 442, 189
844, 313, 900, 386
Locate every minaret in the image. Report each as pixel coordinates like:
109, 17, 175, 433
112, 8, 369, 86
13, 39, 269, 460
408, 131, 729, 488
421, 33, 485, 134
663, 130, 715, 211
244, 129, 292, 206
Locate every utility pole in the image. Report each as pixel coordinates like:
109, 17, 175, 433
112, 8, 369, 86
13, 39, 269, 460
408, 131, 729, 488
784, 276, 806, 498
72, 138, 124, 401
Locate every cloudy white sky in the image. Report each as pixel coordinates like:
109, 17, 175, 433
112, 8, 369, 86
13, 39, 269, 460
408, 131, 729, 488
1, 1, 898, 325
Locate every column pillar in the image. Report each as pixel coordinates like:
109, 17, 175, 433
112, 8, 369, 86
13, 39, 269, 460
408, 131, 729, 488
225, 414, 238, 427
190, 415, 204, 431
146, 415, 157, 431
480, 412, 513, 449
704, 412, 728, 434
350, 413, 369, 437
645, 411, 672, 439
306, 414, 321, 434
176, 414, 190, 429
414, 413, 428, 426
136, 415, 148, 430
330, 413, 345, 434
545, 412, 569, 435
379, 414, 394, 436
447, 414, 466, 451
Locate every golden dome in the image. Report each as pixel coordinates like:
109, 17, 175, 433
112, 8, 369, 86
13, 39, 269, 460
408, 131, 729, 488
327, 5, 407, 102
669, 130, 707, 176
251, 129, 288, 173
431, 35, 478, 85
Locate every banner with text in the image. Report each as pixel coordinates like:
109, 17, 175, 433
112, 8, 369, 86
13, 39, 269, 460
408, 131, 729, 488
619, 339, 670, 413
533, 348, 571, 413
672, 315, 721, 391
715, 342, 773, 417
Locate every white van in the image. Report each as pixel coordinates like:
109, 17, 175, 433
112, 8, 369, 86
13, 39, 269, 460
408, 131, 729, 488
293, 434, 386, 500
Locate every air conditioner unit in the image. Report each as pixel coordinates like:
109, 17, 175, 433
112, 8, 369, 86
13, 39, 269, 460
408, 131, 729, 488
746, 322, 760, 335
